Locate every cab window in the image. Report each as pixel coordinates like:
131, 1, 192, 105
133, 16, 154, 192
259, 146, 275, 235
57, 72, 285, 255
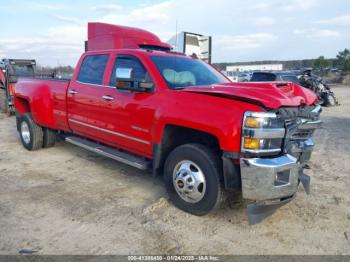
77, 54, 109, 85
110, 55, 151, 87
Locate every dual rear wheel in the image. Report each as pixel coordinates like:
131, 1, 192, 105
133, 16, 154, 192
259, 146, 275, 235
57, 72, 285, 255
17, 113, 56, 151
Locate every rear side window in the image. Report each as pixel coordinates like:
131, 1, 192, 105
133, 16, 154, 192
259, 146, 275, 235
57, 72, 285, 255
251, 73, 276, 82
78, 55, 109, 85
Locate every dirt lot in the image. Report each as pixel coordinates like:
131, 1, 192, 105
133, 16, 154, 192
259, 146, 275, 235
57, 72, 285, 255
0, 86, 349, 255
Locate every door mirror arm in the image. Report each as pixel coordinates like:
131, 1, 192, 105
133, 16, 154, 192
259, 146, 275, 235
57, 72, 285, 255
115, 80, 154, 93
114, 67, 154, 92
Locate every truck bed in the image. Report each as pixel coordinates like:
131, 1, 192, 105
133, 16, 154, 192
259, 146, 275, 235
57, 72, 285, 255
15, 78, 70, 131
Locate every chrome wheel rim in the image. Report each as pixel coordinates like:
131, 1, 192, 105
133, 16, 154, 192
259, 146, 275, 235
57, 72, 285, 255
21, 121, 30, 144
172, 160, 206, 203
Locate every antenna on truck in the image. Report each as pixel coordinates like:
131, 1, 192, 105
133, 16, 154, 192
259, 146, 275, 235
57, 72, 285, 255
175, 20, 178, 48
173, 19, 179, 86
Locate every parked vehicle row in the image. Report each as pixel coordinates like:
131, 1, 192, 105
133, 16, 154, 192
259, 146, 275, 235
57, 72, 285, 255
250, 70, 338, 107
223, 68, 338, 107
224, 71, 251, 82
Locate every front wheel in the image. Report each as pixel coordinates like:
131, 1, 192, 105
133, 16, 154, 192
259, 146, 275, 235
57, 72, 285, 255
164, 143, 224, 215
17, 114, 44, 150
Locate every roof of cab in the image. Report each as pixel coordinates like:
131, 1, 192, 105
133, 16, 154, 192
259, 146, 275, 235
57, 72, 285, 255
87, 22, 172, 52
84, 48, 190, 59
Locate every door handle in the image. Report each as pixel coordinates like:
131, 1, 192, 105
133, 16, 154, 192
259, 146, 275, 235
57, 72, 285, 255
68, 90, 78, 95
102, 95, 114, 101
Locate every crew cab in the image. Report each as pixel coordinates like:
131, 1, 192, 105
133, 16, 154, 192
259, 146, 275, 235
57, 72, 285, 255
13, 23, 322, 224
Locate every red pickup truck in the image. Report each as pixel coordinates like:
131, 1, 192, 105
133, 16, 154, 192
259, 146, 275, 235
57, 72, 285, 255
14, 23, 322, 224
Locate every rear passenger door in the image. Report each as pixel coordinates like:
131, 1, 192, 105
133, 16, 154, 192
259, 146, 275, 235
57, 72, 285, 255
67, 54, 110, 141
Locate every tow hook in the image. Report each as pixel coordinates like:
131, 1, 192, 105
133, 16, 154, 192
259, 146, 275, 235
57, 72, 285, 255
299, 170, 311, 194
247, 195, 296, 225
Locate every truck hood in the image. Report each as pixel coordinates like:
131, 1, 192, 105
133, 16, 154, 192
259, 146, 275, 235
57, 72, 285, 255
181, 82, 317, 109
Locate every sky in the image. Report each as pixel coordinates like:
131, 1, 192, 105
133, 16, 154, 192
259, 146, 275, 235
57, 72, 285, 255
0, 0, 349, 66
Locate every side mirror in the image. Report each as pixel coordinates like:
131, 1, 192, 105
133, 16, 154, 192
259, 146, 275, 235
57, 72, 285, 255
116, 68, 133, 81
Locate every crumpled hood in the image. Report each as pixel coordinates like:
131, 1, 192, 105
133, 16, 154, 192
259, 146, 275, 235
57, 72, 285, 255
181, 82, 317, 109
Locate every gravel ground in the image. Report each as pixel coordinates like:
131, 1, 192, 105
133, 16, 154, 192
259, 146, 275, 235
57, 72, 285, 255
0, 86, 349, 255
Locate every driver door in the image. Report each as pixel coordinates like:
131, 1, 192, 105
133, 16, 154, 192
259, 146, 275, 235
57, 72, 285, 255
98, 54, 156, 157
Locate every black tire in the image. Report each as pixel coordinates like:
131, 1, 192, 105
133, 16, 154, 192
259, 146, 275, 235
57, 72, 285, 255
324, 93, 337, 107
18, 114, 44, 151
7, 105, 15, 117
0, 89, 7, 113
164, 143, 224, 216
43, 128, 56, 148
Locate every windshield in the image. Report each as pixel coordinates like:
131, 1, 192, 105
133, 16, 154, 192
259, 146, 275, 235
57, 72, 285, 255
150, 55, 229, 89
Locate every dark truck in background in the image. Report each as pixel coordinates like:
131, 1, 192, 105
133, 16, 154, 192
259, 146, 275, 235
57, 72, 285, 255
250, 70, 338, 106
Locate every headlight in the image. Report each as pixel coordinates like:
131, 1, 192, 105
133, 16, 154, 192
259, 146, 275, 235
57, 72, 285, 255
241, 112, 285, 155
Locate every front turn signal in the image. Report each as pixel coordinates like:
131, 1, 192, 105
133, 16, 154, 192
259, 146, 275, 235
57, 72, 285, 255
244, 117, 261, 128
243, 137, 260, 150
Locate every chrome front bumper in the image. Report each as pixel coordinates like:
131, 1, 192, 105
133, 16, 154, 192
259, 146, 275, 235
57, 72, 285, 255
240, 153, 306, 224
240, 154, 300, 201
238, 106, 322, 224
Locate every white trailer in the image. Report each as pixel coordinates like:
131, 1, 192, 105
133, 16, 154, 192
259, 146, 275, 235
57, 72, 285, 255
167, 32, 212, 64
226, 63, 283, 72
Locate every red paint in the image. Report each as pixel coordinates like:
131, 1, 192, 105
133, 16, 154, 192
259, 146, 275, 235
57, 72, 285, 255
183, 81, 317, 109
14, 24, 318, 160
0, 70, 5, 86
87, 23, 172, 51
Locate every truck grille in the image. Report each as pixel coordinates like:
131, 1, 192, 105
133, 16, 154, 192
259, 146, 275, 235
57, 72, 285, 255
285, 118, 297, 128
291, 129, 314, 140
278, 105, 322, 164
284, 118, 315, 141
285, 117, 317, 141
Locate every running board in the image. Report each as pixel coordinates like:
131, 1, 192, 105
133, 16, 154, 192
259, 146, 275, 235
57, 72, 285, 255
65, 136, 150, 170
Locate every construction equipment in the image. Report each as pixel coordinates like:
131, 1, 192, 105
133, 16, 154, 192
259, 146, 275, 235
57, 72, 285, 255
0, 59, 36, 115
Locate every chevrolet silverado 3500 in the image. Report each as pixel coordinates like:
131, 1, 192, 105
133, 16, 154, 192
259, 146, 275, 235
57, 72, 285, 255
13, 23, 322, 224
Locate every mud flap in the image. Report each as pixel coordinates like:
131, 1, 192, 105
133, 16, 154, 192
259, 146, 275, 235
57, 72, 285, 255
299, 171, 311, 194
247, 195, 296, 225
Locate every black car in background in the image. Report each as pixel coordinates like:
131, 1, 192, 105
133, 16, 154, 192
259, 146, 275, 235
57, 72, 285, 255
250, 71, 300, 83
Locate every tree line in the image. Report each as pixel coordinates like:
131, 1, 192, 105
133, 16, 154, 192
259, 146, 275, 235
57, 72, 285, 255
213, 49, 350, 73
35, 49, 350, 76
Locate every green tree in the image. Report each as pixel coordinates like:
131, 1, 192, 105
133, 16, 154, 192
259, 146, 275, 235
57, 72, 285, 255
314, 56, 330, 70
336, 49, 350, 73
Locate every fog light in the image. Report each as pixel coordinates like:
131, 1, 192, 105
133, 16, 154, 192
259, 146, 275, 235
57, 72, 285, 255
243, 137, 260, 150
274, 170, 290, 186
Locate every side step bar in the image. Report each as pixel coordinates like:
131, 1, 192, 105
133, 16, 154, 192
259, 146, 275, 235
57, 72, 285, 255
65, 136, 150, 170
